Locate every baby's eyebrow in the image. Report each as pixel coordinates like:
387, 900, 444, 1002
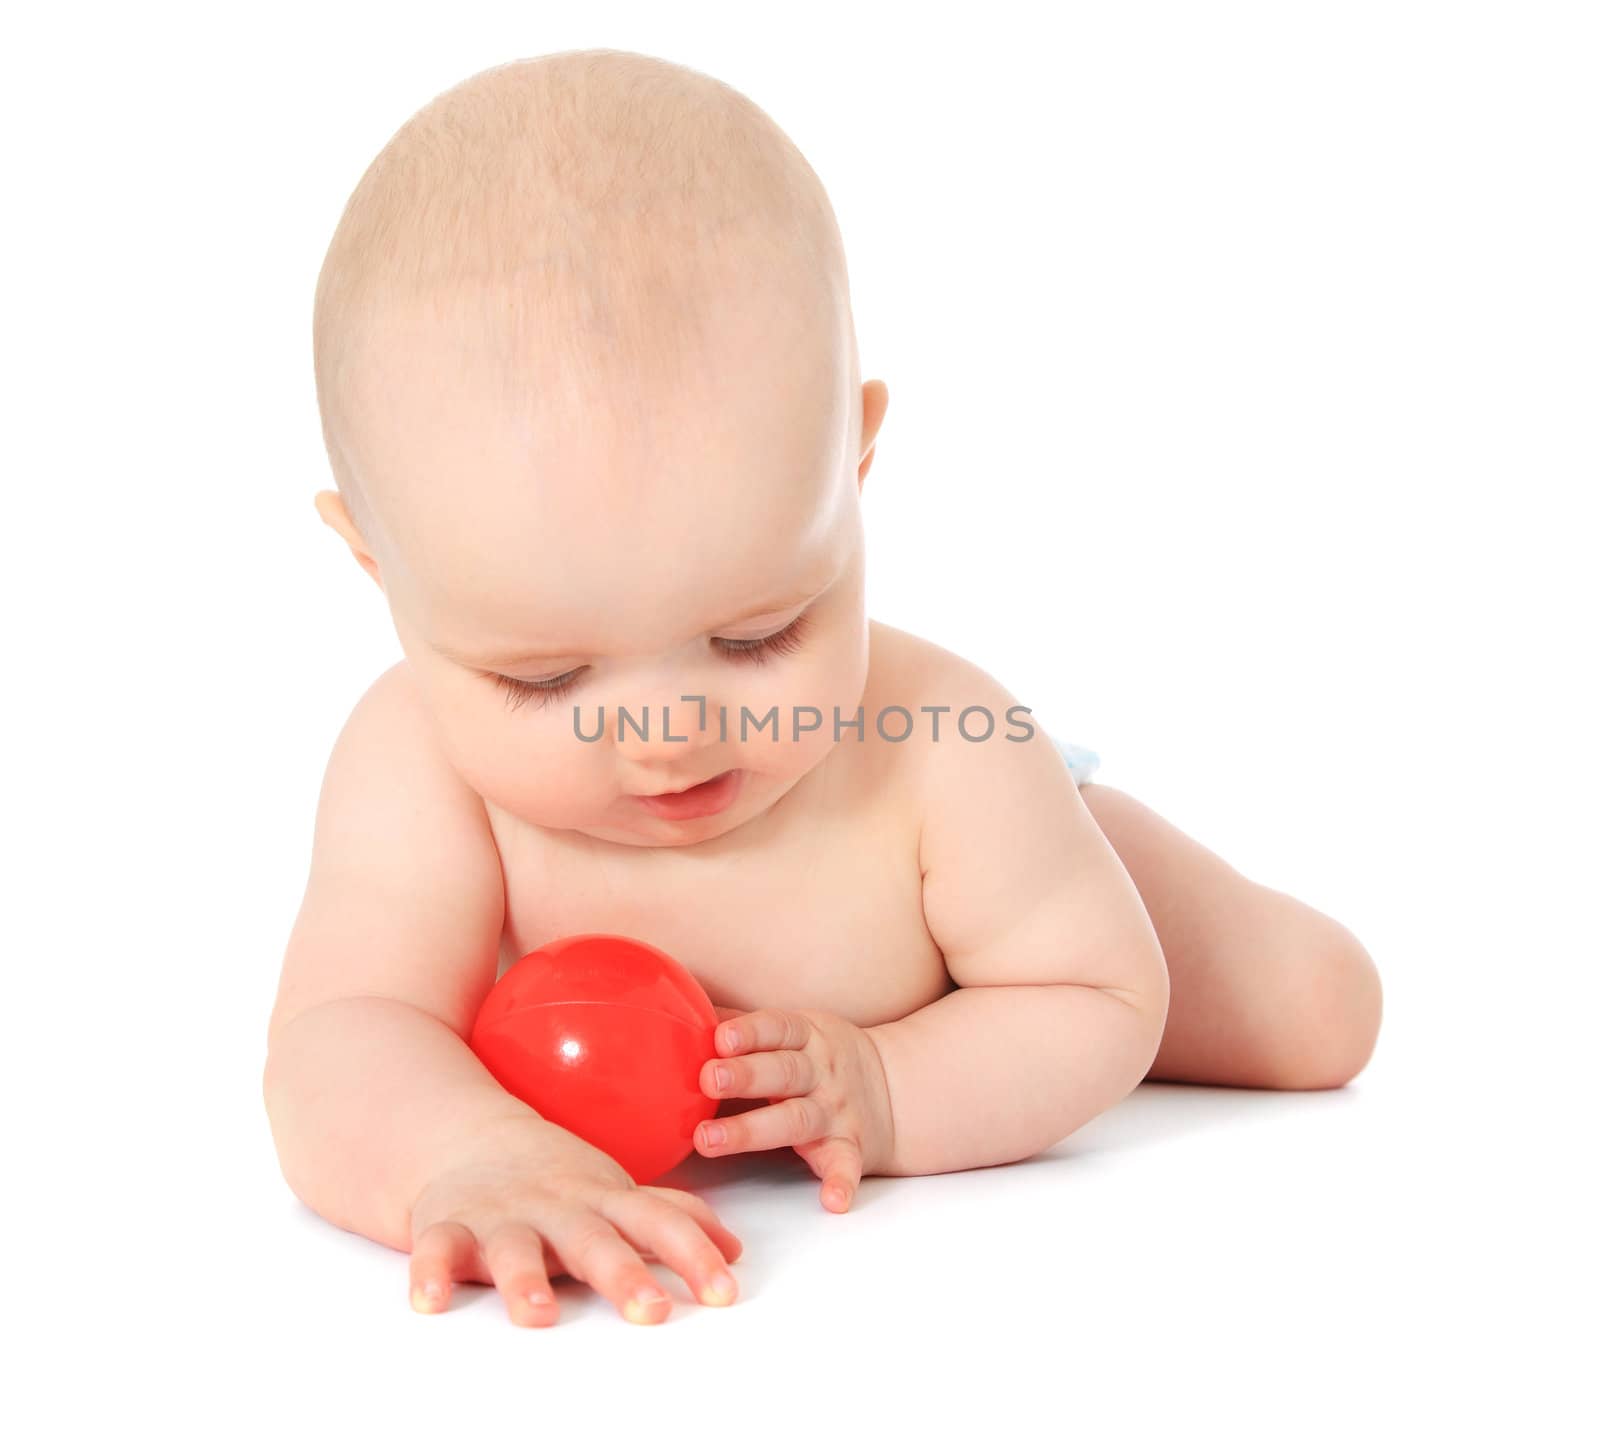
438, 580, 829, 671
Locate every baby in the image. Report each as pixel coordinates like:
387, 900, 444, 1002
263, 49, 1382, 1328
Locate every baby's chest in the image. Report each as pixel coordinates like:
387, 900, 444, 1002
493, 810, 953, 1030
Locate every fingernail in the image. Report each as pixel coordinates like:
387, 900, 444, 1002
702, 1272, 738, 1305
712, 1065, 730, 1093
625, 1288, 671, 1323
701, 1122, 725, 1147
722, 1029, 741, 1052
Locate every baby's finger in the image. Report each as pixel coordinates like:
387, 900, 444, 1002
804, 1136, 864, 1213
643, 1185, 746, 1265
698, 1093, 826, 1157
409, 1220, 478, 1314
600, 1189, 740, 1307
718, 1007, 809, 1058
544, 1211, 676, 1326
480, 1221, 560, 1327
703, 1046, 818, 1101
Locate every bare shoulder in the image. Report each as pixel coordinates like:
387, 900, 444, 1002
351, 659, 448, 755
316, 660, 499, 849
862, 619, 1046, 793
266, 661, 505, 1048
876, 623, 1161, 995
865, 618, 1032, 708
864, 617, 980, 696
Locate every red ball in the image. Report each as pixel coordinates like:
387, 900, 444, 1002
468, 933, 720, 1185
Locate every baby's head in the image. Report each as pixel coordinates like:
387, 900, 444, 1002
312, 50, 888, 849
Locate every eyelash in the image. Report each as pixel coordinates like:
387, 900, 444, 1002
491, 611, 813, 714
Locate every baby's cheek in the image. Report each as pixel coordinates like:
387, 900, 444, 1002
507, 739, 605, 816
438, 717, 592, 824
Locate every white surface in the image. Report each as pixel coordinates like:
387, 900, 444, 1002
7, 2, 1595, 1433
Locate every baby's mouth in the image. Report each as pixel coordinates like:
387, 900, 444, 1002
634, 768, 744, 820
652, 774, 720, 797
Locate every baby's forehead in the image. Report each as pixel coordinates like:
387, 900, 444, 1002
388, 458, 847, 666
367, 280, 844, 534
366, 321, 852, 657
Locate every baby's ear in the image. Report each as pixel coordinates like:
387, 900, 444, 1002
314, 490, 384, 592
857, 379, 889, 490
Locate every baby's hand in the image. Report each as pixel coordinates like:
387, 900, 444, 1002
408, 1113, 742, 1327
696, 1006, 896, 1212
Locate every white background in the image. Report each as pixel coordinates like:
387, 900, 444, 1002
7, 2, 1595, 1432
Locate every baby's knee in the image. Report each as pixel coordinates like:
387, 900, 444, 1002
1265, 918, 1383, 1090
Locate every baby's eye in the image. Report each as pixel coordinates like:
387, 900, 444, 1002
714, 610, 811, 665
490, 612, 811, 715
493, 669, 585, 713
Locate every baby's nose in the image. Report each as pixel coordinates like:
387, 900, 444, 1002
613, 692, 719, 757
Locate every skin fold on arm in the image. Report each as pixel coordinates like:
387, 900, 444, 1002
866, 672, 1170, 1176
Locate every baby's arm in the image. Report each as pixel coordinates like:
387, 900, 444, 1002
867, 666, 1170, 1176
262, 665, 741, 1323
262, 665, 533, 1249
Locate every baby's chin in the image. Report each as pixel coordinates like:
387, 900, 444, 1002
496, 795, 749, 850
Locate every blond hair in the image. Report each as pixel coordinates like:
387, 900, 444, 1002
312, 49, 851, 547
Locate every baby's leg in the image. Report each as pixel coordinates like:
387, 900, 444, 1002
1077, 782, 1382, 1089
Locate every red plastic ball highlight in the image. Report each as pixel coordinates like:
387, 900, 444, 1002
468, 933, 720, 1185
